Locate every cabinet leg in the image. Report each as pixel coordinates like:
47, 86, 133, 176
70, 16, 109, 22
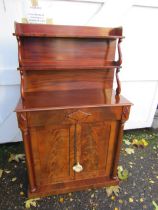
23, 130, 37, 193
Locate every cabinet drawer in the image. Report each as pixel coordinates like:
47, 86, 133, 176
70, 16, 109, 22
27, 106, 122, 127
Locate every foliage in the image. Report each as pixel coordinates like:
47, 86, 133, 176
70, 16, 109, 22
8, 154, 25, 162
106, 185, 120, 197
152, 201, 158, 210
125, 148, 134, 155
118, 166, 128, 181
12, 177, 17, 182
24, 198, 40, 209
0, 169, 3, 178
132, 139, 148, 148
123, 139, 131, 145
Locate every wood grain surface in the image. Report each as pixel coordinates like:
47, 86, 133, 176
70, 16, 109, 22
14, 23, 132, 198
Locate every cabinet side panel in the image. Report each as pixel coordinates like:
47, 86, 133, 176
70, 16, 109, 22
29, 127, 42, 186
105, 121, 120, 177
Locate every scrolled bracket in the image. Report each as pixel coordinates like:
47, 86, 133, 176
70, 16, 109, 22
17, 37, 25, 99
116, 38, 123, 66
17, 112, 27, 132
121, 106, 130, 122
115, 38, 123, 96
116, 67, 121, 96
20, 69, 25, 100
17, 36, 22, 67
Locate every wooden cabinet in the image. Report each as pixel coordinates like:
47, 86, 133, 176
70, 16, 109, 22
14, 23, 132, 198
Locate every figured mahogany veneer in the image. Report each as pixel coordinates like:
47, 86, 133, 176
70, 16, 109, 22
23, 70, 114, 92
14, 23, 132, 198
14, 23, 123, 38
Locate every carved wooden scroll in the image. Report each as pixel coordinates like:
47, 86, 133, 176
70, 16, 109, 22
67, 110, 91, 173
17, 37, 22, 67
67, 110, 91, 123
116, 67, 121, 96
117, 38, 122, 66
17, 37, 25, 99
121, 106, 130, 122
73, 124, 83, 173
115, 38, 123, 96
20, 69, 25, 99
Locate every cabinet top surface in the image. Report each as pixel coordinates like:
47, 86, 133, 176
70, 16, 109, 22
16, 89, 132, 112
14, 22, 123, 39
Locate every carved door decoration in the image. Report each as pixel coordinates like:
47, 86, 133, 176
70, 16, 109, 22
67, 110, 92, 174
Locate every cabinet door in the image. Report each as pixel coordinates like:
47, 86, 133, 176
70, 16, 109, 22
30, 124, 74, 187
75, 121, 119, 180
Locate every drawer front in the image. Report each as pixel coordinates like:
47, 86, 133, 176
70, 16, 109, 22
27, 106, 123, 127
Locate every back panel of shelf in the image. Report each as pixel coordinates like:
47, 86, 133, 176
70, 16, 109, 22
19, 36, 117, 68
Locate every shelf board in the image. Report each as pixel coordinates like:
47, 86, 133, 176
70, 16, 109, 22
16, 89, 132, 112
14, 23, 124, 39
14, 33, 124, 39
18, 64, 120, 71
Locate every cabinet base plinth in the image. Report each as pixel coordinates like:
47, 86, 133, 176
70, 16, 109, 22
28, 176, 119, 198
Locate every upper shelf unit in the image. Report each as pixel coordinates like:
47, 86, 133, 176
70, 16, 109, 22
14, 23, 123, 70
14, 22, 123, 38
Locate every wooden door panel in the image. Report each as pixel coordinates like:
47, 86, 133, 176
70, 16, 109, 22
75, 121, 118, 180
30, 124, 74, 186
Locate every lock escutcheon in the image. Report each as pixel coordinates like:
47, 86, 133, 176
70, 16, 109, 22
73, 162, 83, 173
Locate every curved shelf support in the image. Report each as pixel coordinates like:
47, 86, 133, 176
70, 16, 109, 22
20, 69, 25, 100
116, 67, 121, 96
115, 38, 123, 96
17, 37, 25, 100
117, 38, 122, 66
17, 36, 22, 67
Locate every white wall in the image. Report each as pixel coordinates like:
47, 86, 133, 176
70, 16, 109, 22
121, 2, 158, 129
0, 0, 21, 143
0, 0, 158, 143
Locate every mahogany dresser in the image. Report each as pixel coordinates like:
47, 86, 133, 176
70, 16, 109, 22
14, 22, 132, 198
